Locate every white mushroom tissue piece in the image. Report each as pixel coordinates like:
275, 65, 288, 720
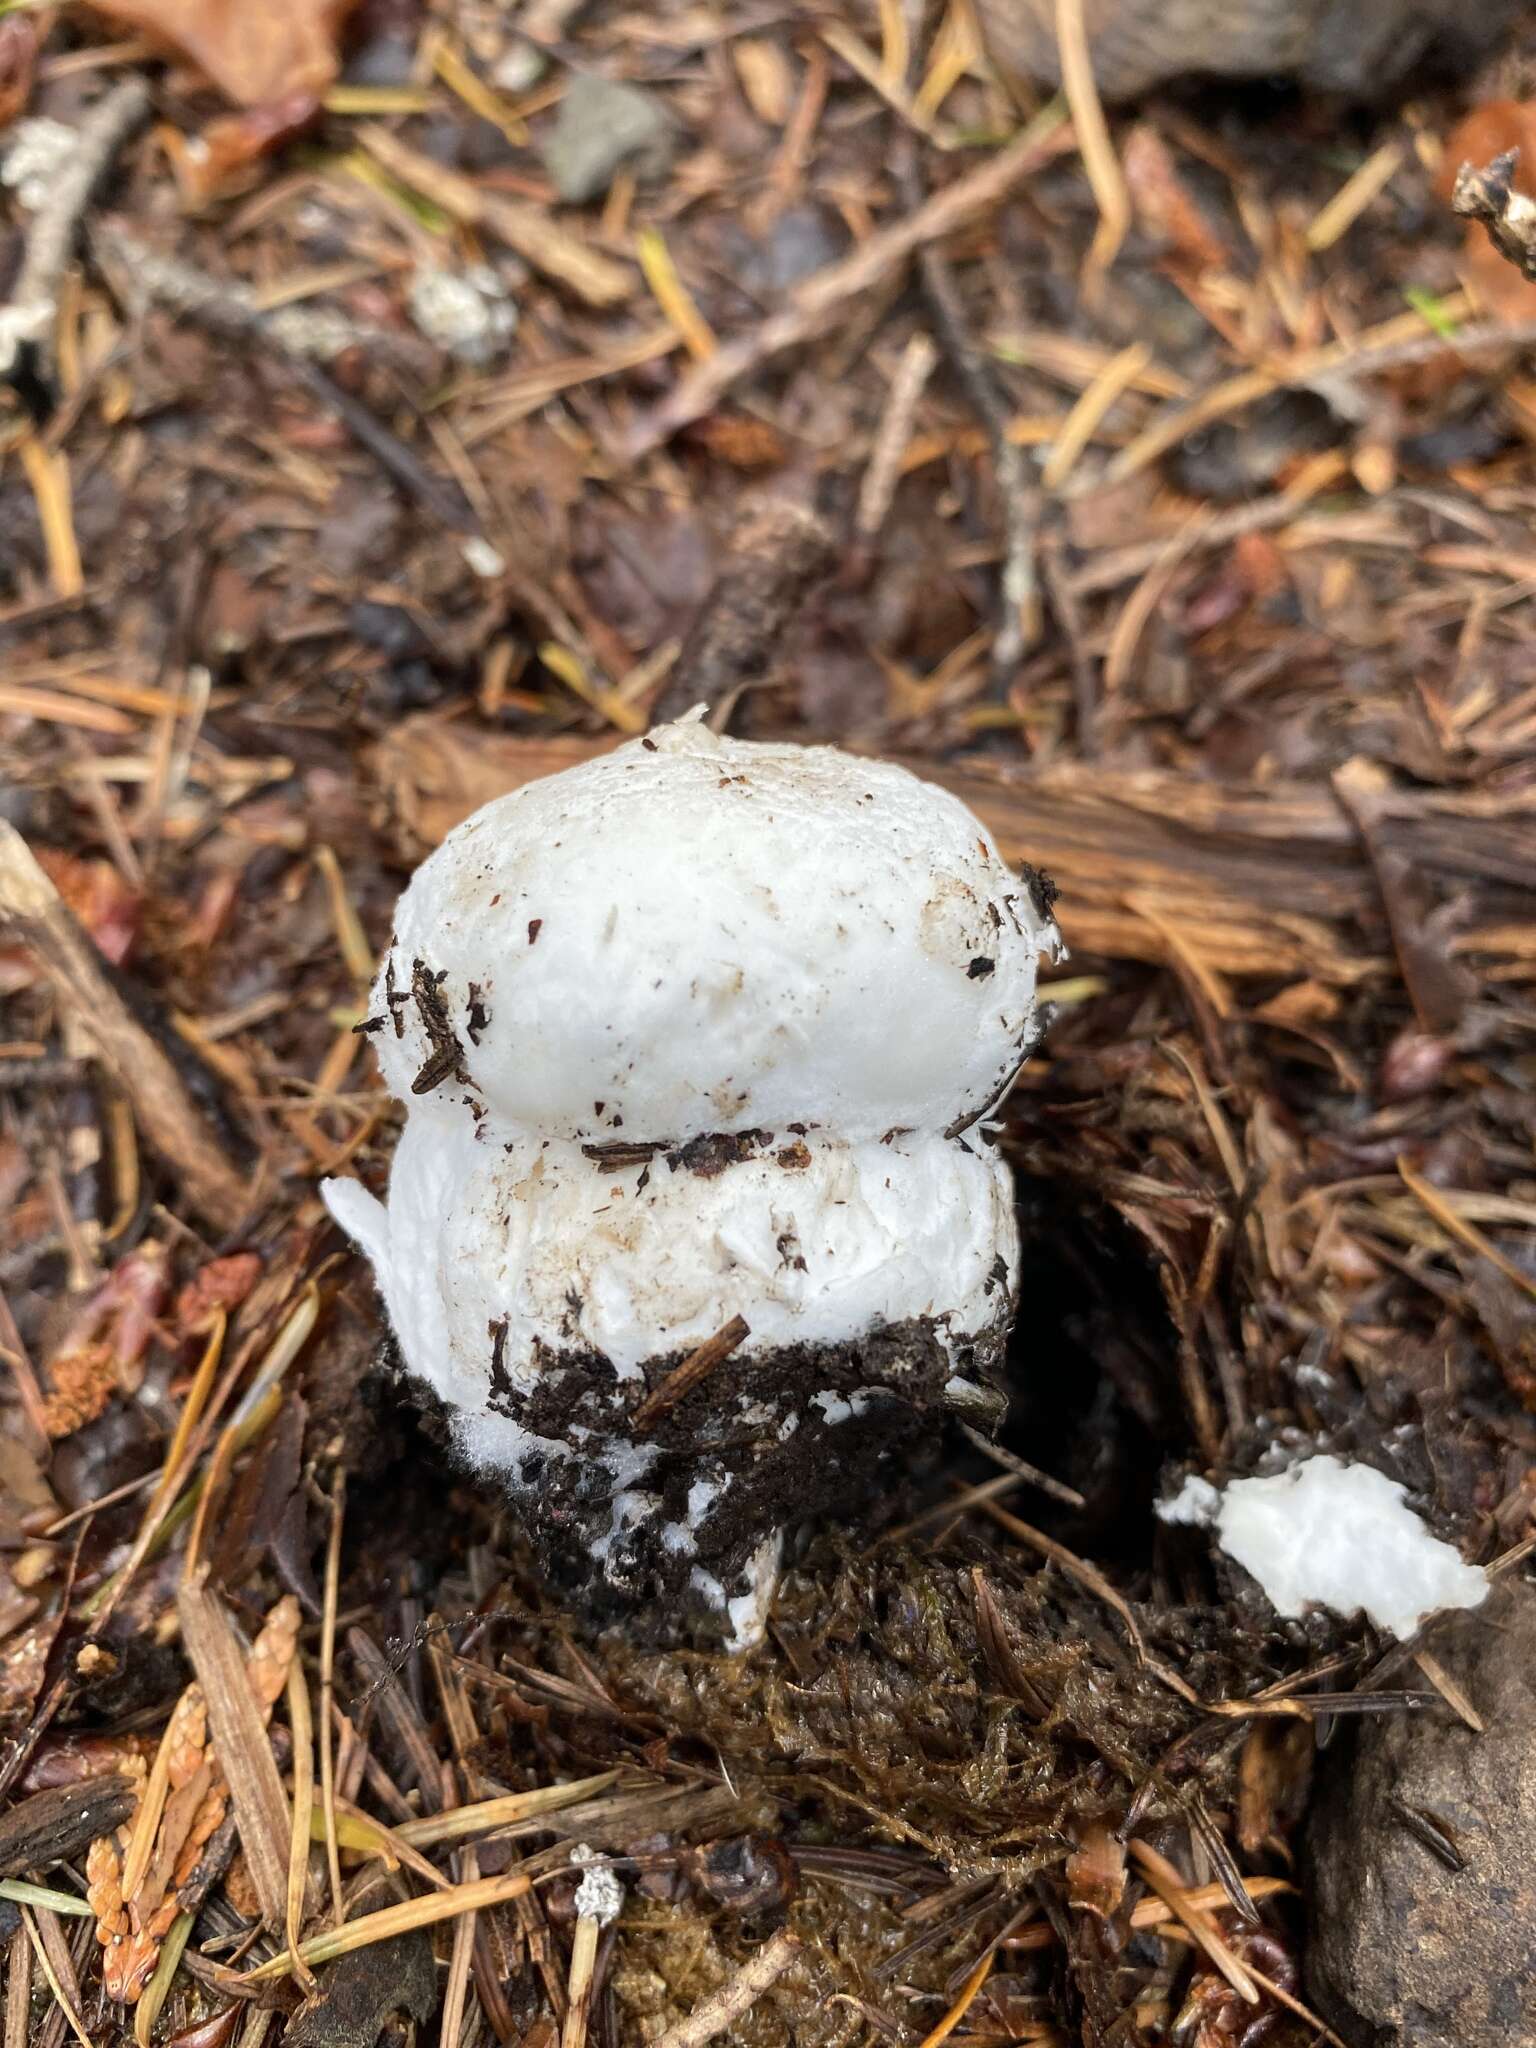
1159, 1455, 1488, 1639
324, 711, 1062, 1642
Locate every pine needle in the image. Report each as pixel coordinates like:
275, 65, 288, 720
1053, 0, 1128, 285
19, 1909, 90, 2048
539, 643, 648, 735
18, 437, 84, 597
636, 229, 716, 362
284, 1660, 318, 1993
918, 1941, 993, 2046
1398, 1158, 1536, 1302
393, 1770, 622, 1848
1128, 1841, 1258, 2005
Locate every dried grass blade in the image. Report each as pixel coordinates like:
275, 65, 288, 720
393, 1771, 622, 1848
319, 1476, 347, 1924
241, 1869, 538, 1982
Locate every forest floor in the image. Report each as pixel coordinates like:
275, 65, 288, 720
2, 3, 1536, 2045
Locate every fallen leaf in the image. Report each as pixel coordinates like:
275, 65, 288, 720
85, 0, 358, 108
160, 93, 322, 205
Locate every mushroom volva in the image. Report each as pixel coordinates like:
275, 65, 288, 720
324, 712, 1062, 1644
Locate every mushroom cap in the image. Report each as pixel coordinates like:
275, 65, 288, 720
373, 716, 1060, 1143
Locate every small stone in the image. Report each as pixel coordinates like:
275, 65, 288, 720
407, 265, 517, 365
541, 73, 677, 205
491, 39, 547, 94
1306, 1582, 1536, 2047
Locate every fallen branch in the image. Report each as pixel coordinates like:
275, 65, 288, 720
652, 504, 835, 724
0, 77, 149, 379
0, 823, 250, 1233
622, 103, 1074, 460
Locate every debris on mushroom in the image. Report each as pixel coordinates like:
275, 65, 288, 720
324, 710, 1063, 1641
1159, 1454, 1488, 1638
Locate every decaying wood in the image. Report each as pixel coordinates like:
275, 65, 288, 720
0, 1776, 137, 1878
0, 823, 250, 1233
374, 717, 1534, 985
174, 1583, 297, 1931
652, 504, 836, 724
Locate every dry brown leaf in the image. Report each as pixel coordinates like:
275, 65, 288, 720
85, 0, 357, 108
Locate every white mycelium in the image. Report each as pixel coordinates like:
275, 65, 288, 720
325, 712, 1062, 1640
1159, 1455, 1488, 1638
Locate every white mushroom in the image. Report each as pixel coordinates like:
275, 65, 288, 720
1159, 1455, 1489, 1638
325, 711, 1063, 1640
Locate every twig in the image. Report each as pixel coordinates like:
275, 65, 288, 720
0, 77, 149, 379
856, 332, 939, 541
896, 132, 1040, 682
632, 1316, 750, 1433
652, 507, 835, 725
653, 1929, 803, 2048
0, 823, 249, 1233
1451, 150, 1536, 282
622, 102, 1072, 460
955, 1422, 1086, 1508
